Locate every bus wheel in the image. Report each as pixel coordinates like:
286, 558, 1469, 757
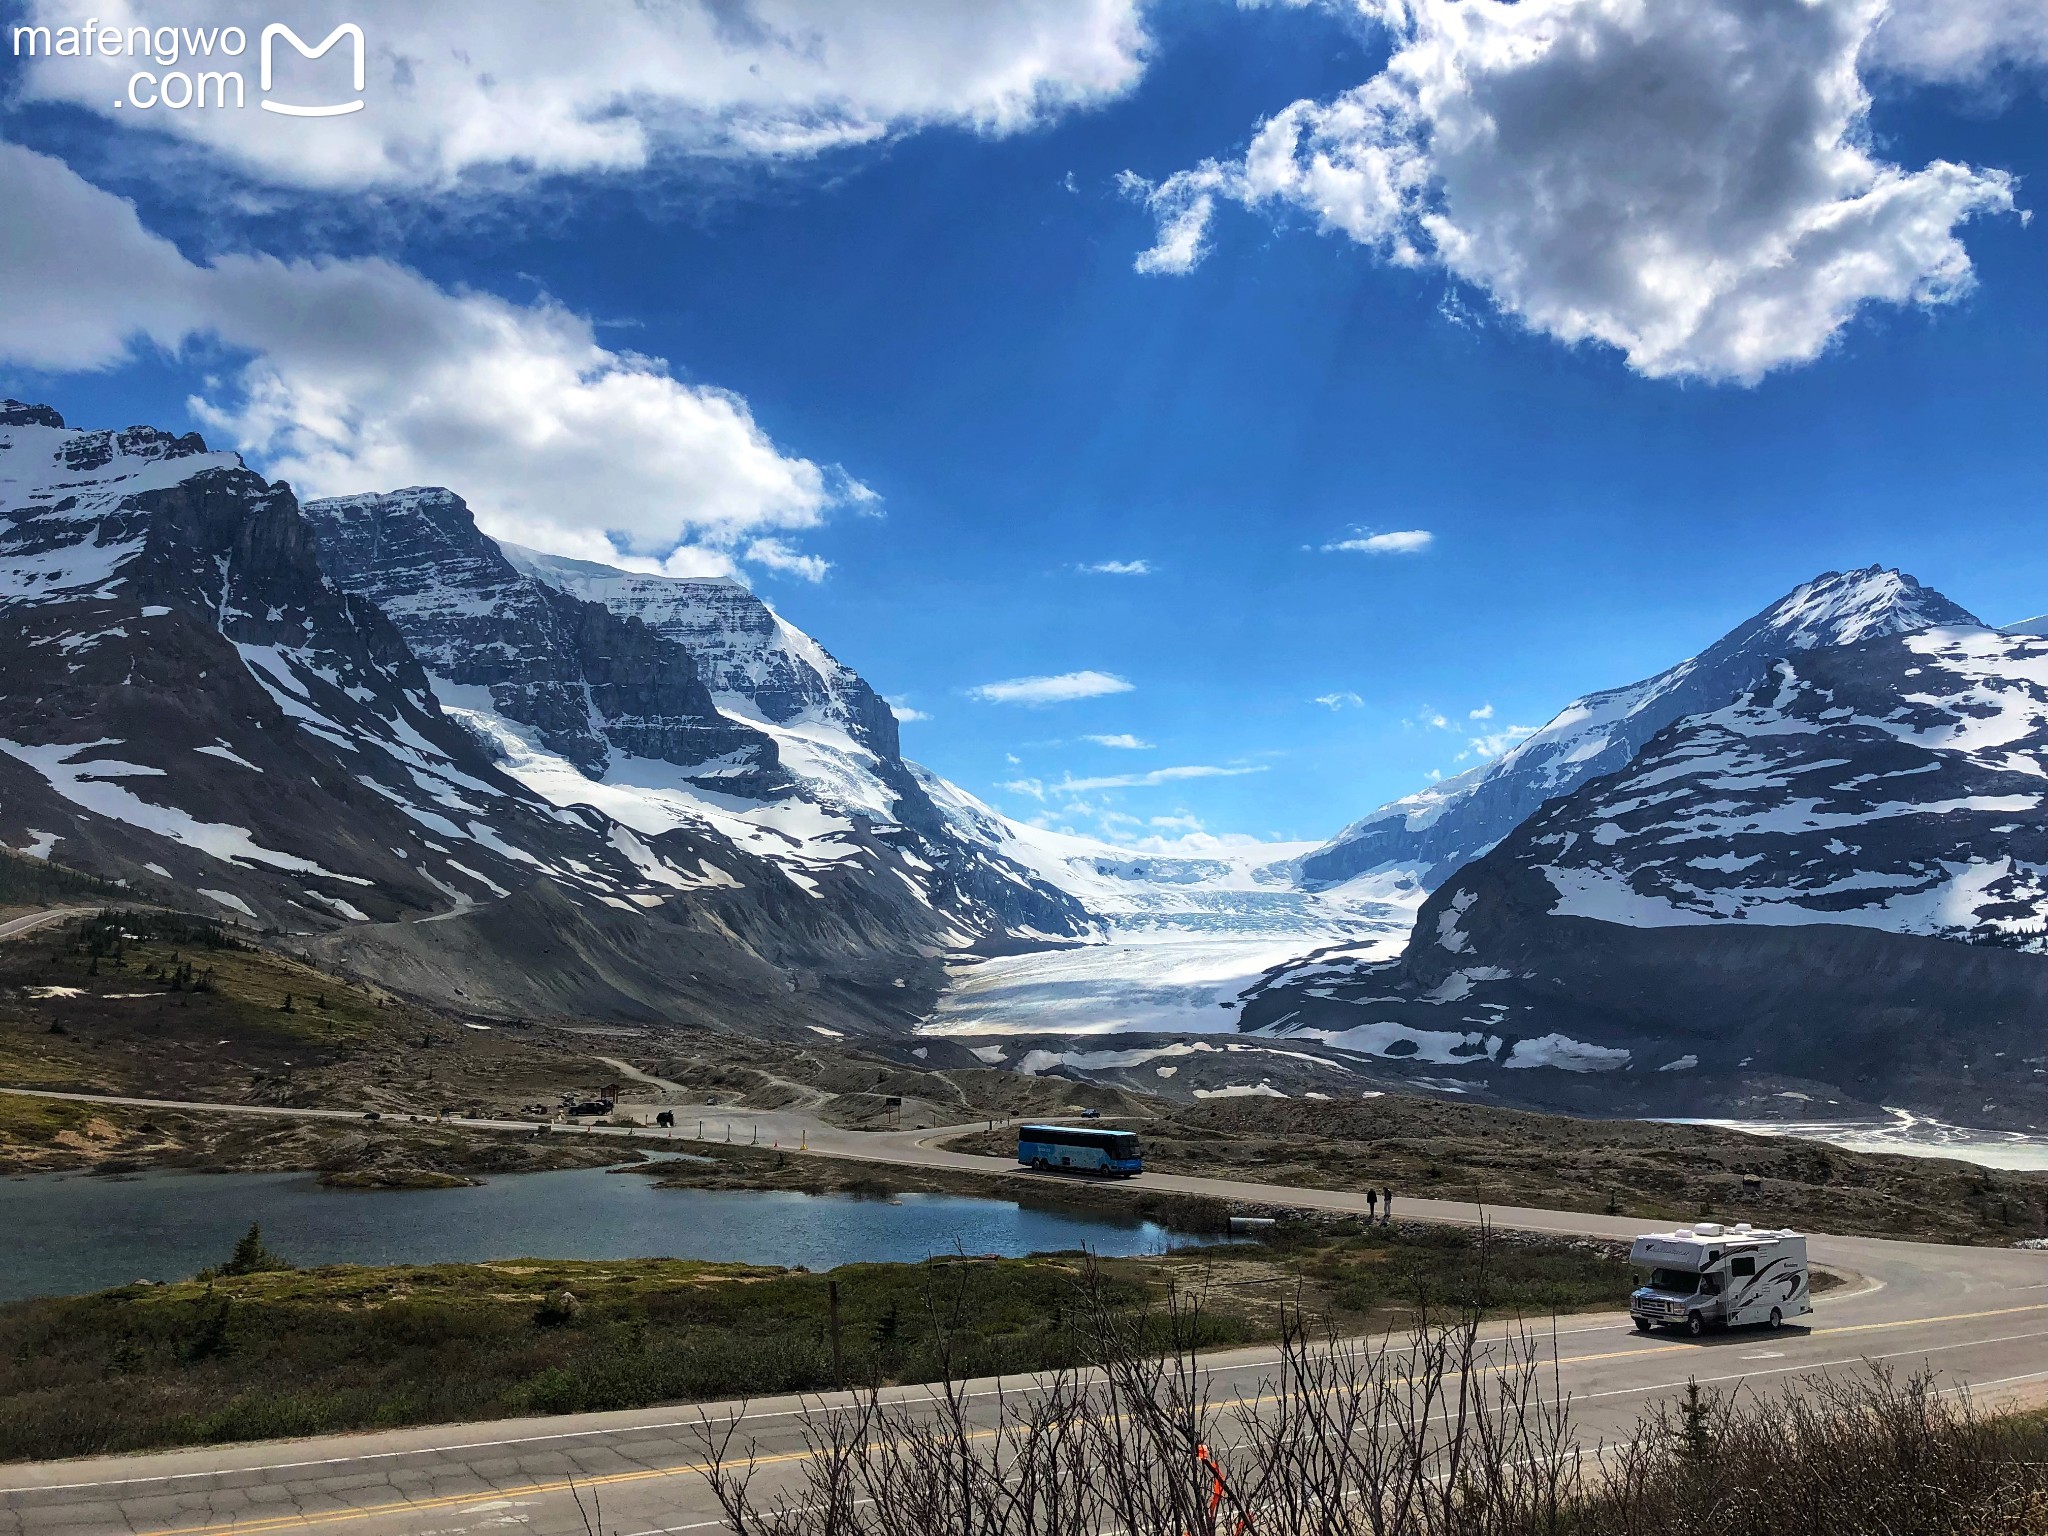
1768, 1307, 1783, 1330
1686, 1313, 1705, 1337
1633, 1316, 1652, 1333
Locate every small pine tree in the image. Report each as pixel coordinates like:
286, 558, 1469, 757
281, 992, 294, 1013
220, 1223, 292, 1276
1679, 1379, 1713, 1464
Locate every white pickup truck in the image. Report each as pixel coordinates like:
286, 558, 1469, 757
1629, 1222, 1812, 1336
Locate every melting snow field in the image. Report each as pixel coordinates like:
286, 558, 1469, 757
1669, 1108, 2048, 1171
923, 928, 1410, 1039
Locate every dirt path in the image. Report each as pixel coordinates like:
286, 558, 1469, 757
593, 1056, 691, 1096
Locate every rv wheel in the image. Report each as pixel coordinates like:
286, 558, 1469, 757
1686, 1312, 1705, 1337
1768, 1307, 1783, 1330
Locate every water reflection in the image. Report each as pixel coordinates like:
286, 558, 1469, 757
1, 1164, 1212, 1302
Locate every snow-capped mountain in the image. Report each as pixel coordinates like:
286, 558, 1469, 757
1296, 568, 1983, 893
1242, 614, 2048, 1128
303, 490, 781, 790
0, 401, 659, 926
1509, 625, 2048, 939
501, 545, 901, 759
301, 485, 1091, 945
500, 543, 920, 833
0, 401, 1062, 1032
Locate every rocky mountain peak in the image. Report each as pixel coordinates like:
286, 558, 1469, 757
499, 544, 902, 761
1296, 565, 1983, 894
1745, 565, 1981, 652
303, 488, 783, 790
1, 400, 65, 429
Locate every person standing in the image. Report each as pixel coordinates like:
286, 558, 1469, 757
1367, 1187, 1378, 1223
1382, 1186, 1393, 1226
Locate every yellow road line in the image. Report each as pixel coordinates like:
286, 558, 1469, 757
129, 1299, 2048, 1536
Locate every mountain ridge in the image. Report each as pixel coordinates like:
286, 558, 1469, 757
1243, 621, 2048, 1127
0, 400, 1062, 1036
304, 488, 784, 791
1295, 567, 1984, 893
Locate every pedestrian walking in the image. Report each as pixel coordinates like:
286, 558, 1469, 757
1382, 1186, 1393, 1226
1367, 1187, 1378, 1222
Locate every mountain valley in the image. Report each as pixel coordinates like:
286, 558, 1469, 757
5, 398, 2047, 1129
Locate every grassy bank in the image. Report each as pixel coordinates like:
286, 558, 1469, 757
0, 1097, 659, 1182
947, 1094, 2048, 1246
0, 911, 659, 1135
0, 1222, 1630, 1462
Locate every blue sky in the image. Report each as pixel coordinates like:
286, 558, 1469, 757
2, 0, 2044, 846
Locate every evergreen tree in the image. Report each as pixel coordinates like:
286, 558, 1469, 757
220, 1223, 293, 1276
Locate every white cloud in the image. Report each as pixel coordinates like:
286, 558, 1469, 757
1084, 733, 1153, 749
1050, 764, 1266, 792
1128, 0, 2019, 384
1409, 709, 1453, 732
16, 0, 1151, 191
1323, 529, 1433, 555
968, 670, 1134, 705
0, 144, 850, 579
998, 777, 1046, 800
743, 537, 831, 582
1867, 0, 2048, 82
1469, 702, 1494, 720
1109, 825, 1296, 855
1468, 724, 1538, 760
885, 696, 930, 723
1314, 691, 1364, 710
656, 546, 747, 581
1080, 558, 1152, 575
1150, 814, 1203, 832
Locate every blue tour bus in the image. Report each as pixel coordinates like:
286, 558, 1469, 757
1017, 1123, 1142, 1177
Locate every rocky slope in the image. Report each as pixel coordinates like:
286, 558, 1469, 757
1243, 618, 2048, 1127
304, 490, 781, 790
0, 402, 1042, 1034
1297, 568, 1982, 892
488, 540, 1092, 945
0, 399, 616, 928
503, 545, 901, 758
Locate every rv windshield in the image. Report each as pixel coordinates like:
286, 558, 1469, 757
1646, 1267, 1702, 1292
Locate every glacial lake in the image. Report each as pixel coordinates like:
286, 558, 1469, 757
0, 1164, 1214, 1303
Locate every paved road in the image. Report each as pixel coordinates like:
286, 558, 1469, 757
0, 907, 101, 944
3, 1087, 2048, 1535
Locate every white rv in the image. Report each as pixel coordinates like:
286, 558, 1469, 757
1628, 1222, 1811, 1336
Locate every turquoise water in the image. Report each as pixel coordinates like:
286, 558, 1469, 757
0, 1164, 1211, 1302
